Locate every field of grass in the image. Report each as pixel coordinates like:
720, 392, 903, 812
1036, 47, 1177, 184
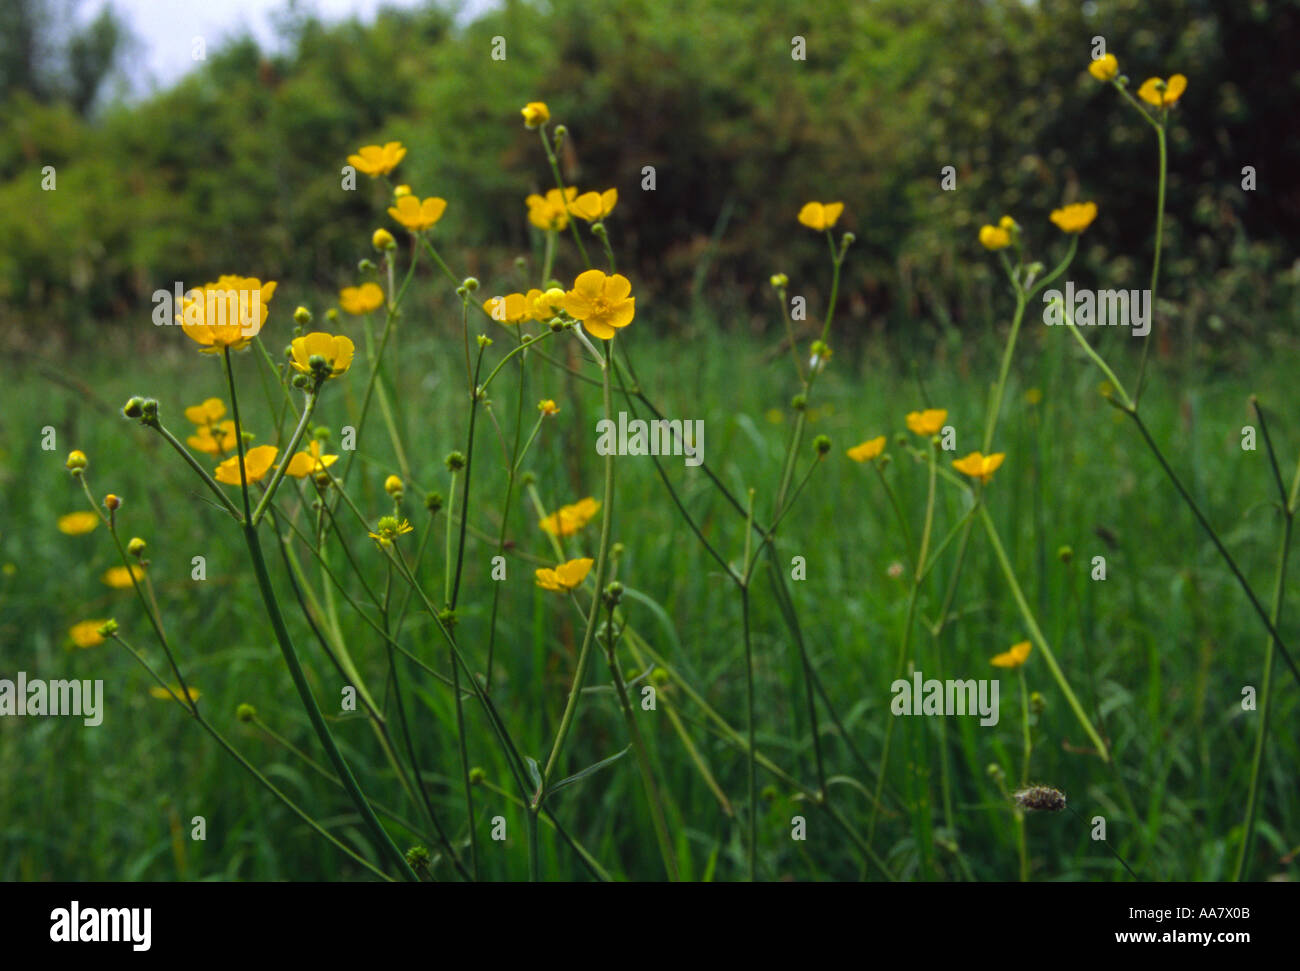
3, 300, 1297, 881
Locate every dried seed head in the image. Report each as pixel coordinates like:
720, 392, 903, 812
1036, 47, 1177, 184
1013, 785, 1067, 812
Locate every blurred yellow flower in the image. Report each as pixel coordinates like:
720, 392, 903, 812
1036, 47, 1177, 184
526, 188, 576, 231
215, 445, 279, 485
184, 398, 226, 425
290, 332, 355, 379
1049, 201, 1098, 234
348, 141, 406, 177
991, 640, 1032, 668
521, 101, 550, 128
906, 408, 947, 437
483, 293, 530, 324
102, 564, 145, 589
540, 497, 600, 536
569, 188, 618, 222
536, 557, 593, 592
388, 195, 447, 231
372, 227, 396, 251
1088, 54, 1119, 82
953, 450, 1005, 483
393, 184, 412, 198
846, 436, 887, 462
538, 399, 560, 415
69, 620, 109, 648
979, 225, 1011, 250
178, 276, 277, 353
57, 512, 99, 535
797, 201, 844, 231
150, 684, 202, 702
340, 282, 385, 315
1138, 74, 1187, 107
284, 440, 339, 478
563, 270, 635, 340
187, 420, 240, 457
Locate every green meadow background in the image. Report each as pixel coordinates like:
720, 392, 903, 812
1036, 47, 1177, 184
1, 0, 1298, 880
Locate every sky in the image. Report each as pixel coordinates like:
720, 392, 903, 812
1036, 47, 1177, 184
90, 0, 489, 93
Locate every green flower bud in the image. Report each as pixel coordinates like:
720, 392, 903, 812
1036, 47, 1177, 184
236, 703, 256, 723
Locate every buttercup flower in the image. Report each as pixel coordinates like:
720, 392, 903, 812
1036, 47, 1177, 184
521, 101, 550, 129
284, 440, 339, 478
1138, 74, 1187, 108
184, 398, 226, 425
906, 408, 948, 437
102, 564, 145, 589
179, 276, 277, 353
846, 436, 887, 462
347, 141, 407, 177
291, 333, 355, 379
372, 228, 396, 251
525, 287, 566, 321
388, 195, 447, 232
563, 270, 635, 340
539, 497, 600, 536
340, 282, 385, 315
953, 450, 1006, 483
979, 225, 1011, 250
797, 201, 844, 231
535, 557, 594, 592
384, 475, 404, 498
1049, 201, 1098, 234
150, 685, 202, 703
1088, 54, 1119, 82
215, 445, 279, 485
569, 188, 618, 223
187, 420, 241, 457
526, 188, 576, 231
66, 450, 88, 472
992, 640, 1032, 668
538, 399, 560, 416
483, 293, 530, 324
369, 515, 414, 546
70, 620, 109, 648
57, 512, 99, 535
393, 184, 412, 198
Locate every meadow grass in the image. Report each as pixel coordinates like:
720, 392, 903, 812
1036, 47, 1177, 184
3, 314, 1296, 881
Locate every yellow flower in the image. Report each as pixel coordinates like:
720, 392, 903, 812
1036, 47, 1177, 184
178, 276, 277, 353
1138, 74, 1187, 107
69, 620, 109, 648
906, 408, 948, 437
290, 332, 356, 379
483, 293, 530, 324
953, 450, 1006, 484
284, 440, 339, 478
1049, 201, 1098, 234
1088, 54, 1119, 82
57, 511, 99, 535
393, 184, 412, 198
538, 399, 560, 416
102, 564, 145, 589
525, 287, 566, 321
568, 188, 618, 223
797, 201, 844, 231
368, 515, 414, 546
521, 101, 550, 129
999, 215, 1017, 231
340, 282, 385, 315
979, 225, 1011, 250
372, 227, 396, 251
215, 445, 279, 485
184, 397, 226, 425
991, 640, 1032, 668
563, 270, 635, 340
388, 195, 447, 232
347, 141, 406, 177
535, 557, 594, 591
846, 436, 887, 462
150, 684, 202, 703
66, 449, 88, 471
526, 188, 576, 231
384, 474, 404, 498
187, 420, 241, 457
539, 497, 600, 536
